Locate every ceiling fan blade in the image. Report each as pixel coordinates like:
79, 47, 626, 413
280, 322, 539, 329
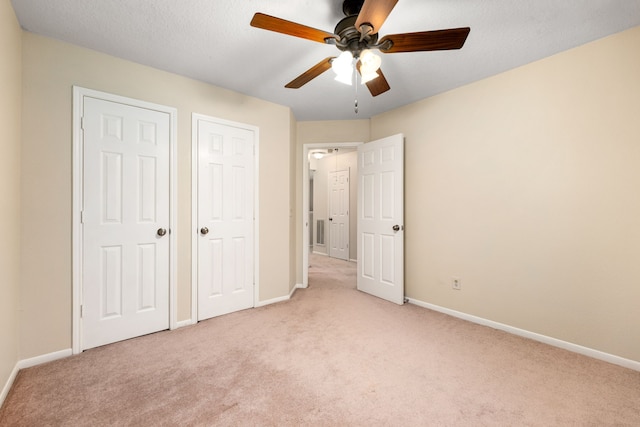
357, 62, 391, 97
355, 0, 399, 35
285, 57, 335, 89
379, 27, 471, 53
364, 68, 391, 97
251, 13, 338, 44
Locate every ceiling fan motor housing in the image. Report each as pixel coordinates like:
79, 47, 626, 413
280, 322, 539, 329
334, 15, 378, 58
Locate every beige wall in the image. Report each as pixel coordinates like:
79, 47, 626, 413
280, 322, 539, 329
0, 0, 22, 392
371, 26, 640, 362
20, 32, 294, 359
295, 120, 370, 283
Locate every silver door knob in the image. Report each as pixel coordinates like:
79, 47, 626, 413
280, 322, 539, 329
200, 227, 209, 235
392, 225, 400, 232
157, 228, 167, 237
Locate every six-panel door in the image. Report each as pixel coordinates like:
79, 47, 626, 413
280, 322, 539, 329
329, 169, 350, 261
82, 96, 170, 350
357, 134, 405, 305
196, 118, 255, 320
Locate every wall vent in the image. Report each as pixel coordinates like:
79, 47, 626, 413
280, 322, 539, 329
316, 219, 325, 245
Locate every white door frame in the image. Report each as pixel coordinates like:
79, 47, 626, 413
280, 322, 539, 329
71, 86, 178, 354
301, 142, 361, 287
191, 113, 260, 322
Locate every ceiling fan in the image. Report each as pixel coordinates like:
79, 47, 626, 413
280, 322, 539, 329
250, 0, 470, 97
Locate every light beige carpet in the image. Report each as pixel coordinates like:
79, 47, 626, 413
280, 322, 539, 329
1, 253, 639, 426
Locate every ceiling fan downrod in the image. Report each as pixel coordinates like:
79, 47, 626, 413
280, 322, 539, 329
342, 0, 365, 17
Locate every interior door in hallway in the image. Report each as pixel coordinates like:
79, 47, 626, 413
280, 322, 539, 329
81, 96, 171, 350
328, 169, 349, 261
357, 134, 404, 305
196, 116, 255, 321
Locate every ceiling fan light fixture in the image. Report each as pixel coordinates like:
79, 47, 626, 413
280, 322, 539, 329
309, 149, 328, 160
361, 69, 379, 84
359, 49, 381, 84
359, 49, 381, 72
332, 51, 354, 85
334, 72, 353, 86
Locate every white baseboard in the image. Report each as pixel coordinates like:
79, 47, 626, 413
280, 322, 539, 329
289, 285, 299, 298
175, 319, 196, 329
407, 298, 640, 372
1, 348, 73, 407
183, 288, 301, 324
17, 348, 73, 370
1, 363, 19, 408
255, 285, 299, 308
255, 296, 288, 307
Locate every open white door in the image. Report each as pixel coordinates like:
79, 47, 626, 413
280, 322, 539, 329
357, 134, 404, 305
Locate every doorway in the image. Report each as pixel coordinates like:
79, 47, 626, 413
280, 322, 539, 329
301, 135, 405, 305
301, 142, 361, 288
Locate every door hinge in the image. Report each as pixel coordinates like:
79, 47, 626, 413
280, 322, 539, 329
80, 116, 85, 130
80, 305, 84, 318
80, 210, 84, 224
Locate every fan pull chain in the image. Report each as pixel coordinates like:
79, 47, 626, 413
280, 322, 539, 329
354, 66, 359, 114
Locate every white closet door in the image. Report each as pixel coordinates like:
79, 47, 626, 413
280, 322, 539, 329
196, 117, 255, 320
82, 96, 170, 349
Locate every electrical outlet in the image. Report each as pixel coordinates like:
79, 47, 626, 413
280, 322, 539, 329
452, 277, 461, 290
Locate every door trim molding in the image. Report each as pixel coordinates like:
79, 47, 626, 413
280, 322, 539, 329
72, 86, 178, 354
191, 113, 260, 323
301, 142, 362, 288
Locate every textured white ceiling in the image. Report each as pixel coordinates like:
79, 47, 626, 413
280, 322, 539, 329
11, 0, 640, 120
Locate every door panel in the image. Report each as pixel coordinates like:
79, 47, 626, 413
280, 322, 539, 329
357, 134, 404, 305
197, 118, 255, 320
329, 169, 349, 260
82, 96, 170, 350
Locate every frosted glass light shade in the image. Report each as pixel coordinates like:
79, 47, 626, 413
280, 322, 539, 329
361, 70, 379, 84
332, 51, 354, 85
359, 49, 381, 84
360, 49, 381, 72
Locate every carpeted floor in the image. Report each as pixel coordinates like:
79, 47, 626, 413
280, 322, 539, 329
1, 253, 639, 425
